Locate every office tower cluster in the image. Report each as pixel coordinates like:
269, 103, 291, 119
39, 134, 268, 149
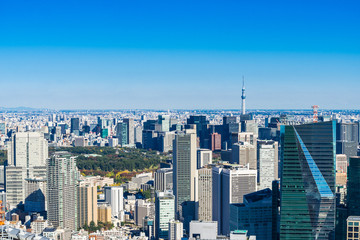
1, 101, 360, 240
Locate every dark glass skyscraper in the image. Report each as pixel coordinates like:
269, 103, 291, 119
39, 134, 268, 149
280, 121, 336, 240
347, 156, 360, 216
70, 117, 80, 133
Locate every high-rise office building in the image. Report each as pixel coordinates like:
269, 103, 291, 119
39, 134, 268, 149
189, 221, 218, 240
6, 132, 48, 209
257, 140, 278, 190
347, 216, 360, 240
168, 220, 183, 240
336, 123, 358, 159
280, 121, 336, 239
158, 132, 176, 153
97, 204, 112, 223
187, 116, 209, 148
116, 122, 128, 146
231, 142, 257, 169
70, 118, 80, 134
212, 165, 257, 235
104, 186, 124, 218
348, 157, 360, 217
197, 149, 212, 169
159, 115, 171, 132
135, 199, 154, 227
77, 183, 98, 227
173, 130, 197, 218
123, 118, 134, 145
155, 191, 175, 240
0, 122, 6, 135
231, 132, 257, 146
24, 178, 47, 213
210, 132, 222, 151
155, 168, 173, 192
7, 132, 48, 168
47, 152, 79, 230
135, 125, 143, 145
230, 188, 272, 240
196, 168, 212, 221
336, 154, 348, 173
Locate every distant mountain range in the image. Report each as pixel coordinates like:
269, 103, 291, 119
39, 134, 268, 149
0, 107, 46, 111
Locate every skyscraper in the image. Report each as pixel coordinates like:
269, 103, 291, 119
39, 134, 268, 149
279, 121, 336, 239
6, 132, 48, 209
155, 191, 175, 240
155, 168, 173, 192
197, 149, 212, 169
230, 188, 273, 240
158, 115, 171, 132
336, 123, 358, 159
347, 156, 360, 217
123, 118, 134, 145
173, 130, 197, 218
116, 122, 128, 146
196, 168, 212, 221
70, 117, 80, 134
212, 165, 257, 235
231, 142, 257, 169
104, 186, 124, 218
77, 183, 98, 228
168, 220, 183, 240
187, 116, 209, 148
47, 152, 79, 230
257, 140, 278, 190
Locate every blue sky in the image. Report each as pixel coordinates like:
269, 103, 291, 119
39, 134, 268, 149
0, 0, 359, 109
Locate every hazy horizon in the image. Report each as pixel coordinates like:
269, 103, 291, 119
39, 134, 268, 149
1, 1, 359, 109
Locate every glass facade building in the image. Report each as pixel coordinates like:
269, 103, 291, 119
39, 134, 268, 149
347, 156, 360, 216
280, 121, 336, 240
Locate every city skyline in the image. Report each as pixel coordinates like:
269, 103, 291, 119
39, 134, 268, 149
0, 1, 359, 110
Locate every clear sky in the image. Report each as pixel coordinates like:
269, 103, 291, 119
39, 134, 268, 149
0, 0, 359, 110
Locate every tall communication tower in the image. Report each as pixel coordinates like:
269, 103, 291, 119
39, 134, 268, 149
312, 105, 319, 123
241, 77, 246, 115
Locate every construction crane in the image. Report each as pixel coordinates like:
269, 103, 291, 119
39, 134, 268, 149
0, 200, 5, 225
312, 105, 319, 123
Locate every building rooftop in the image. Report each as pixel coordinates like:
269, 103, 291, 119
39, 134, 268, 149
243, 188, 272, 204
348, 216, 360, 221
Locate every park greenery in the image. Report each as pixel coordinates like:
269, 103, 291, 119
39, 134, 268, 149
0, 150, 6, 165
82, 221, 113, 232
49, 146, 168, 183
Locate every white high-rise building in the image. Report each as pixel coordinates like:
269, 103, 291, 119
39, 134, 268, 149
212, 165, 257, 235
6, 132, 48, 209
173, 129, 197, 218
7, 132, 48, 168
196, 168, 212, 221
257, 140, 279, 190
104, 186, 124, 217
168, 220, 183, 240
197, 149, 212, 169
189, 221, 218, 240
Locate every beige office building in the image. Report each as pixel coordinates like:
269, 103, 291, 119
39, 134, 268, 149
78, 183, 98, 227
98, 204, 112, 223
